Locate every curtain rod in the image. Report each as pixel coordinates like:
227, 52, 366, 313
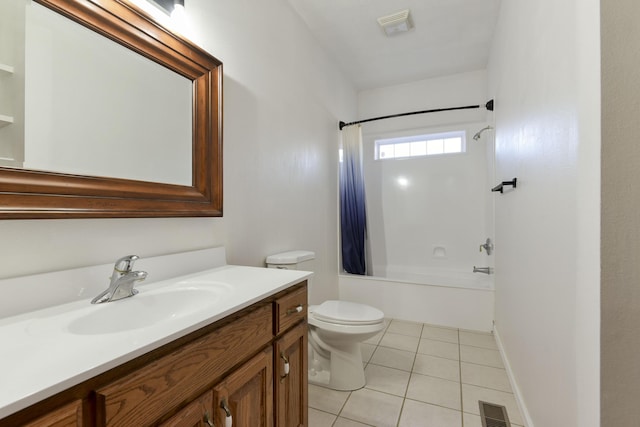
338, 99, 494, 131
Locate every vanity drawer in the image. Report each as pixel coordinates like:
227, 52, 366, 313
274, 284, 307, 335
96, 304, 273, 427
23, 400, 82, 427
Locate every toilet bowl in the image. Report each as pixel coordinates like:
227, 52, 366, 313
308, 300, 385, 391
266, 250, 386, 391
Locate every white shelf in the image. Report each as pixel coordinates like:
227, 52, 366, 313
0, 63, 14, 75
0, 114, 14, 128
0, 63, 15, 128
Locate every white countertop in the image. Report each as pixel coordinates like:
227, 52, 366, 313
0, 265, 311, 419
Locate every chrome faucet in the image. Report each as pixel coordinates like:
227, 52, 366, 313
473, 266, 494, 275
91, 255, 147, 304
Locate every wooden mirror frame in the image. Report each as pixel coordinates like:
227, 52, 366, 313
0, 0, 222, 219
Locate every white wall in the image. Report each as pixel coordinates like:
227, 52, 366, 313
358, 70, 489, 135
575, 1, 600, 425
0, 0, 356, 308
487, 0, 600, 426
357, 71, 494, 276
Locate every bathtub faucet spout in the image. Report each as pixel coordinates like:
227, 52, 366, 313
473, 266, 493, 275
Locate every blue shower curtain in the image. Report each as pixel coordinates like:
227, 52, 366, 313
340, 125, 367, 275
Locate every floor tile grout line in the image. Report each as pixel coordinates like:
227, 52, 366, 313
459, 342, 501, 350
460, 360, 508, 371
401, 396, 465, 413
331, 385, 352, 425
395, 336, 418, 427
406, 370, 461, 386
421, 340, 461, 347
460, 362, 506, 371
460, 381, 518, 395
395, 393, 406, 427
414, 349, 461, 363
377, 344, 421, 353
363, 382, 413, 400
392, 344, 412, 427
459, 344, 500, 351
419, 337, 460, 345
367, 360, 414, 374
385, 330, 423, 338
334, 414, 377, 427
339, 335, 407, 426
310, 406, 340, 422
407, 341, 419, 394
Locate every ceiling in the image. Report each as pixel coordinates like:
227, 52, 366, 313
287, 0, 502, 90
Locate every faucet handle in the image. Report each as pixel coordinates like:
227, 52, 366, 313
114, 255, 139, 273
479, 238, 494, 255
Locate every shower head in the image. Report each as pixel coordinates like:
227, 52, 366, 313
472, 125, 493, 141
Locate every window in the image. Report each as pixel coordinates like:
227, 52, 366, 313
375, 131, 465, 160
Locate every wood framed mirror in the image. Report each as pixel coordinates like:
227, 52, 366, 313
0, 0, 222, 219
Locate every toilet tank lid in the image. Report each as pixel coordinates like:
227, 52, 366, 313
266, 250, 315, 264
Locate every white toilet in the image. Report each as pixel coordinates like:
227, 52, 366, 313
266, 251, 385, 391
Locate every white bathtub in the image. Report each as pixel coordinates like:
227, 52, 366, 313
339, 268, 495, 332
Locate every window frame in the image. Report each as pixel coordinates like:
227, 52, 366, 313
374, 130, 466, 160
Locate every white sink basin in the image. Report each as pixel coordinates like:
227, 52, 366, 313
68, 284, 230, 335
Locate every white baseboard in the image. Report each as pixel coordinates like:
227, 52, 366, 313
493, 325, 534, 427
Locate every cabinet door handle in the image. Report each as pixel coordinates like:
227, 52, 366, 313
286, 304, 303, 315
280, 352, 290, 382
220, 399, 233, 427
203, 411, 214, 427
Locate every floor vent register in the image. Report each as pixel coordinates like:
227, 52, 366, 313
479, 401, 511, 427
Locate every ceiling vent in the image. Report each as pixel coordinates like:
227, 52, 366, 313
377, 9, 413, 36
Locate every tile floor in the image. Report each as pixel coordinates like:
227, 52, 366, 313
308, 319, 524, 427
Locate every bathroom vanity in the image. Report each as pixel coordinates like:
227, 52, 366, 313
0, 255, 310, 427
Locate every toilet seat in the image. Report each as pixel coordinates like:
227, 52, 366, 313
308, 315, 384, 335
310, 300, 384, 326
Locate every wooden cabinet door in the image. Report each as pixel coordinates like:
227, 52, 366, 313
274, 322, 308, 427
212, 347, 273, 427
159, 391, 213, 427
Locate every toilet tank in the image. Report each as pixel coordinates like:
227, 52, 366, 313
266, 250, 315, 271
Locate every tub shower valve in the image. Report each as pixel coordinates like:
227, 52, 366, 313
479, 238, 494, 255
